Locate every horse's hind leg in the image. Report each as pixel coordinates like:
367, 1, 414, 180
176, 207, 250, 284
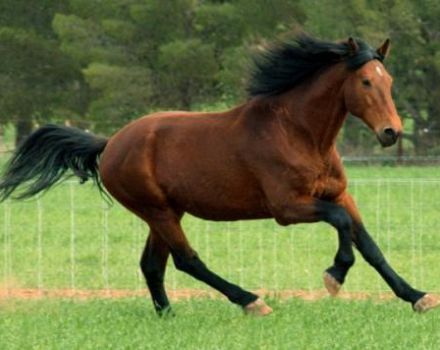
140, 232, 172, 316
147, 209, 272, 316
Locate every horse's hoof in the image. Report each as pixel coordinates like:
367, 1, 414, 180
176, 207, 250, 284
243, 298, 273, 316
323, 271, 341, 296
157, 306, 175, 318
413, 294, 440, 313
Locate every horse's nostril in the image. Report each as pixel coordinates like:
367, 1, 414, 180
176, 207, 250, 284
379, 127, 400, 147
383, 128, 397, 139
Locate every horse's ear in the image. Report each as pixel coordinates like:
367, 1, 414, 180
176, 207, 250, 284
347, 37, 359, 54
377, 38, 391, 59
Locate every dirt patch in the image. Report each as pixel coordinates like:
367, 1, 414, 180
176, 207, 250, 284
0, 287, 409, 302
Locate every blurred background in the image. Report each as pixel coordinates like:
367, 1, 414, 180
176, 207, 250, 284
1, 0, 440, 161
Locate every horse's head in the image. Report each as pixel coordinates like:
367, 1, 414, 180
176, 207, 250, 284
343, 39, 402, 147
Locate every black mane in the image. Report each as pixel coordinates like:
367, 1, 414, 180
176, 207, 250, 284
247, 34, 384, 97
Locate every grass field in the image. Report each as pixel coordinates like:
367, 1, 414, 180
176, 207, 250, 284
1, 165, 440, 349
1, 298, 440, 350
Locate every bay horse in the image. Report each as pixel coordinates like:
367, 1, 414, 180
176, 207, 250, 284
0, 35, 438, 315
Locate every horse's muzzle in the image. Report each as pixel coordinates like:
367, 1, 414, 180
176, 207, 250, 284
377, 127, 400, 147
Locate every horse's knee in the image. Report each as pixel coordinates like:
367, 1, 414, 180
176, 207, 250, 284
172, 255, 188, 272
172, 252, 205, 274
327, 206, 352, 232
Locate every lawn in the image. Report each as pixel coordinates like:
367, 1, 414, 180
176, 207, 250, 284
1, 165, 440, 350
1, 297, 440, 350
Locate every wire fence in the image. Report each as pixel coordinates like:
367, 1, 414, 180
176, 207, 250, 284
1, 178, 440, 297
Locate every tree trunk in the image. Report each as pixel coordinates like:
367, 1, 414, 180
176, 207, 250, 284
0, 125, 4, 153
180, 81, 192, 110
15, 118, 34, 146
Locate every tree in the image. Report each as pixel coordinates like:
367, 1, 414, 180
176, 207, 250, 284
399, 0, 440, 155
0, 0, 80, 144
5, 0, 438, 158
53, 9, 152, 132
157, 39, 219, 109
54, 1, 203, 130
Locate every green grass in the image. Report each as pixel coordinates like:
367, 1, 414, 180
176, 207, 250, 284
347, 165, 440, 178
1, 166, 440, 349
1, 298, 440, 350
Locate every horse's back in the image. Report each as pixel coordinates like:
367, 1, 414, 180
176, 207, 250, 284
99, 110, 218, 203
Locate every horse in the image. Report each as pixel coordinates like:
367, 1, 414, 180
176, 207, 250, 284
0, 35, 438, 316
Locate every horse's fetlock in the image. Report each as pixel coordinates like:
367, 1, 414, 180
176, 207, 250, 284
339, 253, 355, 268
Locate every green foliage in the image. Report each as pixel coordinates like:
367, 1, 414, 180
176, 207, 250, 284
236, 0, 305, 37
53, 14, 128, 65
157, 39, 219, 108
216, 46, 250, 103
101, 19, 136, 43
0, 26, 78, 125
0, 1, 81, 143
0, 0, 439, 154
129, 0, 196, 44
195, 3, 246, 48
83, 63, 152, 130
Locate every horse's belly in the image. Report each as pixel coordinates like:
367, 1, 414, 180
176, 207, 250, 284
183, 202, 271, 221
167, 184, 270, 221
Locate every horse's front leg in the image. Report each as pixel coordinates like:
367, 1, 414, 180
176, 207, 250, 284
339, 193, 439, 312
321, 201, 355, 296
313, 201, 357, 296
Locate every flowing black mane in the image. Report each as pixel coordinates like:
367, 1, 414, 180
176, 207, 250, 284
247, 35, 384, 97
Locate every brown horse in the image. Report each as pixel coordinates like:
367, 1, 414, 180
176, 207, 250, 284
0, 35, 438, 316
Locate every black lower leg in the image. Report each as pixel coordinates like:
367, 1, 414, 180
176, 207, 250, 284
140, 235, 171, 315
326, 247, 355, 284
354, 224, 425, 304
325, 226, 356, 284
172, 251, 258, 307
145, 273, 171, 315
318, 202, 355, 284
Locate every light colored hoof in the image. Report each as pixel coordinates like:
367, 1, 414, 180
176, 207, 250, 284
323, 272, 341, 296
413, 294, 440, 313
243, 298, 273, 316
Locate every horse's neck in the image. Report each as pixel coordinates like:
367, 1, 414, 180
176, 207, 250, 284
278, 64, 349, 155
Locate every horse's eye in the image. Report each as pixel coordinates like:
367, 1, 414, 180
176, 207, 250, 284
362, 79, 371, 87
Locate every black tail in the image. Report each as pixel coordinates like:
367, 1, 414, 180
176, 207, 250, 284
0, 124, 108, 201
